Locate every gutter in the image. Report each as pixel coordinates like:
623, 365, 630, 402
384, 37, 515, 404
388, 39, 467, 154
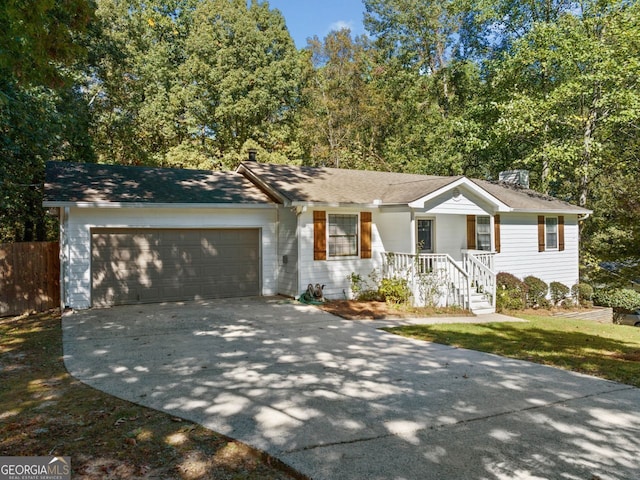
42, 201, 277, 209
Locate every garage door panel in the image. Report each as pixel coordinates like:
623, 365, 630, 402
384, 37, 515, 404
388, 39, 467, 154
91, 229, 260, 306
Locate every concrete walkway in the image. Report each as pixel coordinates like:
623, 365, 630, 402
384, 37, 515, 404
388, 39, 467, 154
63, 297, 640, 480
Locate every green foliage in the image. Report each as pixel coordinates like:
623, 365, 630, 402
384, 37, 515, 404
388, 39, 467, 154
379, 277, 411, 305
89, 0, 303, 168
572, 283, 594, 306
0, 79, 93, 242
594, 288, 640, 312
549, 282, 570, 305
0, 0, 94, 87
496, 272, 526, 311
0, 0, 95, 242
416, 272, 444, 308
523, 276, 549, 308
347, 270, 381, 301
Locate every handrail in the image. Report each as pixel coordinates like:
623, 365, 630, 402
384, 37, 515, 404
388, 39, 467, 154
382, 252, 470, 310
462, 251, 496, 310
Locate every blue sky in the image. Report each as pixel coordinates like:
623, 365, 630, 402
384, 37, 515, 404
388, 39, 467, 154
266, 0, 367, 48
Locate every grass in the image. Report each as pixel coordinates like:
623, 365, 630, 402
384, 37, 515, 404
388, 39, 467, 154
0, 310, 303, 480
384, 314, 640, 387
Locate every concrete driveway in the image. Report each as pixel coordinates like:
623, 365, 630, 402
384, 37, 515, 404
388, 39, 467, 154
63, 297, 640, 480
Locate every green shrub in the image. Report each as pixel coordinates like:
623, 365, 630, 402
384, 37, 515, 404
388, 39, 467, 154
549, 282, 570, 305
416, 272, 442, 307
523, 276, 548, 308
348, 270, 382, 301
379, 277, 411, 305
571, 283, 594, 306
496, 272, 526, 311
593, 288, 640, 323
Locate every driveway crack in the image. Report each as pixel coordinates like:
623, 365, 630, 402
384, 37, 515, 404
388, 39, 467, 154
283, 385, 635, 454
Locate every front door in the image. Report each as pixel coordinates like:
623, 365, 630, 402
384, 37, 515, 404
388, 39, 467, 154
417, 219, 433, 252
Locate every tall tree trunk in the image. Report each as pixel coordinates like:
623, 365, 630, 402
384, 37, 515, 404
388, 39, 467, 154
580, 103, 597, 208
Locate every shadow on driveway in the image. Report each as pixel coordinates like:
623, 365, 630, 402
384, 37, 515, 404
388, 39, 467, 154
63, 297, 640, 480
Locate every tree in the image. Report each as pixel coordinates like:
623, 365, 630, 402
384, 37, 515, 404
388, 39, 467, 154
181, 0, 303, 168
486, 2, 640, 201
89, 0, 303, 169
298, 29, 391, 169
0, 0, 94, 88
0, 0, 95, 242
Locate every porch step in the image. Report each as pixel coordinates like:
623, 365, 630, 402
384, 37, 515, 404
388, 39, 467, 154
470, 292, 494, 315
472, 306, 496, 315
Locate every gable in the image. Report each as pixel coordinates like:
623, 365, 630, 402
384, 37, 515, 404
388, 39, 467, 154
413, 183, 498, 215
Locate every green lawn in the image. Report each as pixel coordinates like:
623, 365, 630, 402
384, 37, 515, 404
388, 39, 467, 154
384, 315, 640, 387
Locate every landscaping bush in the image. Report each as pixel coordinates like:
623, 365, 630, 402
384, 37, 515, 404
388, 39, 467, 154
496, 272, 527, 311
571, 283, 594, 306
379, 276, 411, 304
549, 282, 570, 305
523, 276, 548, 308
347, 271, 381, 301
593, 288, 640, 322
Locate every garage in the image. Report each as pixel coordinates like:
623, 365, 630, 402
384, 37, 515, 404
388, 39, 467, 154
91, 228, 260, 307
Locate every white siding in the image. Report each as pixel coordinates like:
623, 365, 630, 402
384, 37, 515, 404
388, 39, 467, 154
376, 210, 412, 252
277, 206, 299, 297
63, 206, 277, 309
433, 214, 467, 261
298, 208, 396, 300
421, 189, 493, 215
494, 213, 581, 288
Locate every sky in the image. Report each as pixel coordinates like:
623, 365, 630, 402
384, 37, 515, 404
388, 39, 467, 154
266, 0, 367, 48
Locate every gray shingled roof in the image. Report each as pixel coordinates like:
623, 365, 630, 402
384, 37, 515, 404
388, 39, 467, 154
239, 162, 462, 204
240, 162, 590, 213
471, 179, 589, 213
44, 161, 274, 205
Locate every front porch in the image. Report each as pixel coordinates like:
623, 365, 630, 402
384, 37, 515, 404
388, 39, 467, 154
382, 250, 497, 314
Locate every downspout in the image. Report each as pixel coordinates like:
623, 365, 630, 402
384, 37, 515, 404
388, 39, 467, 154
60, 207, 69, 309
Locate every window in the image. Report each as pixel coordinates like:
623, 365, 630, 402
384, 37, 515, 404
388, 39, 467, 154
417, 219, 433, 252
476, 216, 491, 251
328, 214, 358, 257
545, 217, 558, 249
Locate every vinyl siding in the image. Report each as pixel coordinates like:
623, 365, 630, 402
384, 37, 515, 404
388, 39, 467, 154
420, 188, 493, 215
62, 207, 277, 309
494, 213, 580, 288
299, 209, 391, 299
277, 206, 299, 297
433, 214, 467, 261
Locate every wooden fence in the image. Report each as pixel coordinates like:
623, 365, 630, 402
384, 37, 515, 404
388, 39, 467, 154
0, 242, 60, 317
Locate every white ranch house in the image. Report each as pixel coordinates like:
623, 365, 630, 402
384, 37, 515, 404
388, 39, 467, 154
44, 160, 591, 314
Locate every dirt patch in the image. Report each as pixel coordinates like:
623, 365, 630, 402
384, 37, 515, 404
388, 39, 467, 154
0, 311, 303, 480
317, 300, 471, 320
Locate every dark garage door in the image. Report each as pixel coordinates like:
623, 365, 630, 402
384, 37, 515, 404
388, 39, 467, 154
91, 228, 260, 307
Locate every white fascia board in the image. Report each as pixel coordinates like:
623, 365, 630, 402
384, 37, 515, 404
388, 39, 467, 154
290, 201, 383, 209
408, 177, 511, 211
42, 201, 276, 209
236, 164, 289, 205
510, 207, 593, 215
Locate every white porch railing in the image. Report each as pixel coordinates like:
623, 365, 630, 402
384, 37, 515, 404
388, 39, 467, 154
462, 250, 497, 311
382, 251, 496, 312
381, 252, 471, 310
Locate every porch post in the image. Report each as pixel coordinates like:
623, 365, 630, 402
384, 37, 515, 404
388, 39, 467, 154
410, 210, 416, 254
490, 215, 495, 253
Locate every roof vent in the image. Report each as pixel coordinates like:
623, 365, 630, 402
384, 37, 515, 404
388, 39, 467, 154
499, 170, 529, 189
247, 148, 258, 162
